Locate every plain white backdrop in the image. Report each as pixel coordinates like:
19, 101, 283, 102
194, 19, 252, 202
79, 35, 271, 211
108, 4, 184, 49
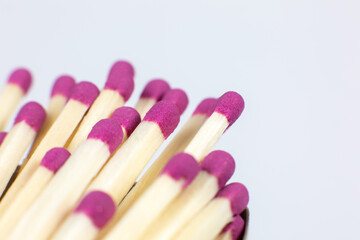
0, 0, 359, 239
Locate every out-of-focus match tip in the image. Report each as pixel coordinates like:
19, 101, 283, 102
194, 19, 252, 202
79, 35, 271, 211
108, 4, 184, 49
216, 182, 249, 215
14, 102, 46, 132
192, 98, 217, 116
111, 107, 141, 137
162, 88, 189, 115
7, 68, 32, 94
51, 75, 76, 98
140, 79, 170, 101
40, 148, 71, 173
221, 216, 245, 240
70, 81, 99, 106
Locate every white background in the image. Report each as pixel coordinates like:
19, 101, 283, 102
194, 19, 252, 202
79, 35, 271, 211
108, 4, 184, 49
0, 0, 359, 239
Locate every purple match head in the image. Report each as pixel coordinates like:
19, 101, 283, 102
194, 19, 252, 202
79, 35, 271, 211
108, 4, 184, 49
7, 68, 32, 94
87, 119, 123, 154
14, 102, 46, 132
192, 98, 217, 116
162, 88, 189, 115
216, 183, 249, 215
104, 60, 135, 101
143, 101, 180, 139
40, 148, 71, 173
74, 191, 116, 229
201, 150, 235, 189
140, 79, 170, 101
70, 81, 99, 106
220, 216, 245, 240
50, 75, 76, 98
0, 132, 7, 145
161, 153, 200, 188
110, 107, 141, 137
210, 91, 245, 127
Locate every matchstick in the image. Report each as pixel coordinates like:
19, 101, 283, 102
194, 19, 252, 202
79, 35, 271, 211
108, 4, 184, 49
0, 148, 70, 238
142, 150, 236, 240
0, 81, 99, 215
0, 102, 46, 195
173, 183, 249, 240
0, 68, 32, 130
134, 79, 170, 118
214, 216, 245, 240
51, 191, 116, 240
104, 153, 200, 240
8, 119, 123, 240
67, 61, 134, 152
110, 106, 141, 141
0, 132, 7, 146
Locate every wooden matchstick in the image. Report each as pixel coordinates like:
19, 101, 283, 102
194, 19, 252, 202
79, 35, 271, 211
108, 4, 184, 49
110, 106, 141, 141
142, 150, 236, 240
67, 61, 134, 152
173, 183, 249, 240
0, 148, 70, 238
8, 119, 123, 240
51, 191, 116, 240
134, 79, 170, 118
0, 102, 46, 195
104, 153, 200, 240
0, 68, 32, 130
215, 216, 245, 240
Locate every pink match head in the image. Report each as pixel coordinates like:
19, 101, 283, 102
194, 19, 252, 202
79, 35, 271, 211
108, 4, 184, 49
111, 107, 141, 137
210, 91, 245, 127
216, 183, 249, 215
14, 102, 46, 132
201, 150, 235, 189
70, 81, 99, 106
50, 75, 76, 98
220, 216, 245, 240
74, 191, 116, 229
192, 98, 217, 116
7, 68, 32, 94
40, 148, 71, 173
140, 79, 170, 101
162, 88, 189, 115
161, 153, 200, 188
143, 101, 180, 139
0, 132, 7, 145
104, 60, 135, 101
87, 119, 123, 154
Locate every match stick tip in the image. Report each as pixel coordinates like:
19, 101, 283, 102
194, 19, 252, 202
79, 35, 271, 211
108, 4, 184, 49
111, 106, 141, 137
220, 216, 245, 240
212, 91, 245, 127
140, 79, 171, 101
14, 101, 46, 131
7, 68, 32, 94
162, 88, 189, 115
201, 150, 236, 188
161, 152, 200, 188
143, 101, 180, 139
216, 182, 249, 215
74, 191, 116, 229
40, 147, 71, 173
70, 81, 99, 106
87, 119, 123, 154
51, 75, 76, 98
192, 97, 217, 116
0, 132, 7, 145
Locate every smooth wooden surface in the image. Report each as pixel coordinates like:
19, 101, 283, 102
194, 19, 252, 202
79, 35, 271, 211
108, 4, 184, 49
0, 84, 24, 131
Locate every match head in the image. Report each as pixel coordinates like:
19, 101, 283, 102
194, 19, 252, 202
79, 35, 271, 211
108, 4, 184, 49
210, 91, 245, 127
111, 107, 141, 137
140, 79, 170, 101
162, 88, 189, 115
0, 132, 7, 145
105, 60, 135, 101
220, 216, 245, 240
192, 97, 217, 116
14, 102, 46, 132
50, 75, 76, 98
40, 148, 71, 173
70, 81, 99, 106
216, 182, 249, 215
74, 191, 116, 229
143, 101, 180, 139
87, 118, 123, 154
161, 152, 200, 188
201, 150, 236, 188
7, 68, 32, 94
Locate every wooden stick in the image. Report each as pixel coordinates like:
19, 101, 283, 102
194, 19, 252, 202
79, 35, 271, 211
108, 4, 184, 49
104, 153, 200, 240
8, 119, 123, 240
67, 61, 134, 152
142, 150, 235, 240
0, 82, 99, 215
0, 148, 70, 238
173, 183, 249, 240
51, 191, 116, 240
0, 102, 46, 195
134, 79, 170, 118
0, 68, 32, 130
214, 216, 245, 240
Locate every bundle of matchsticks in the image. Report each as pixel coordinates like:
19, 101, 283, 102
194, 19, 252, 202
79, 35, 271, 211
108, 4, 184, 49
0, 61, 249, 240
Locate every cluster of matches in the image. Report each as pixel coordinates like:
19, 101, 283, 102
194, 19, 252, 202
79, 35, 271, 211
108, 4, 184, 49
0, 61, 249, 240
